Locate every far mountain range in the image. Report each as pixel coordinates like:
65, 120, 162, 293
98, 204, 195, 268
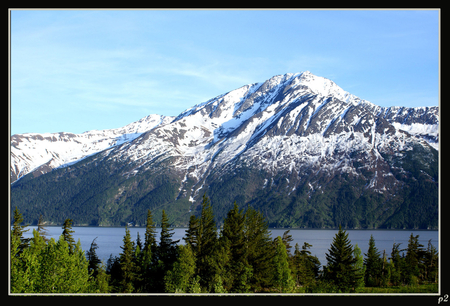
10, 71, 439, 229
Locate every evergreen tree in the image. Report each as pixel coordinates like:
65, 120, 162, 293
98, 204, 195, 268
221, 202, 251, 292
62, 218, 76, 254
38, 235, 91, 293
244, 206, 275, 292
90, 262, 111, 293
153, 210, 179, 292
292, 242, 320, 287
143, 209, 158, 260
324, 225, 362, 292
158, 210, 179, 268
106, 254, 122, 290
135, 232, 143, 255
281, 230, 294, 256
11, 206, 29, 253
352, 243, 365, 289
10, 229, 44, 292
272, 236, 295, 293
37, 214, 49, 242
118, 226, 136, 293
364, 234, 382, 286
86, 237, 101, 278
164, 244, 197, 293
184, 214, 200, 252
423, 239, 438, 283
404, 233, 425, 285
389, 242, 404, 286
196, 194, 219, 290
141, 209, 157, 292
380, 249, 391, 287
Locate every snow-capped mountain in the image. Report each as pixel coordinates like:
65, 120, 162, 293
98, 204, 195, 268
10, 72, 439, 229
10, 114, 174, 182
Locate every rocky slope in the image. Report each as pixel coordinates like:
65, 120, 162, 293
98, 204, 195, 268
10, 114, 174, 182
10, 72, 439, 229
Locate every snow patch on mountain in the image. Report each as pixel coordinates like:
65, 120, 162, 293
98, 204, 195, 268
10, 114, 174, 183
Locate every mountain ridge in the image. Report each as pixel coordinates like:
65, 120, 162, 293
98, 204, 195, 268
10, 71, 439, 229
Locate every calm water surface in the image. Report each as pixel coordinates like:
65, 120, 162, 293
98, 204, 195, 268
23, 227, 439, 268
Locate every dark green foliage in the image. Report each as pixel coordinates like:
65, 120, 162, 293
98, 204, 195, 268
10, 204, 438, 294
244, 206, 276, 291
11, 141, 438, 229
86, 237, 101, 278
364, 235, 382, 286
195, 194, 220, 291
323, 225, 364, 292
164, 244, 198, 293
140, 209, 157, 292
291, 242, 321, 287
118, 227, 136, 293
221, 202, 252, 292
11, 206, 30, 254
37, 214, 49, 242
62, 218, 76, 254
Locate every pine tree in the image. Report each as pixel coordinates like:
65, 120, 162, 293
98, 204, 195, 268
380, 249, 390, 287
196, 194, 219, 290
62, 218, 76, 254
10, 229, 44, 292
281, 230, 294, 256
37, 235, 91, 293
37, 214, 49, 242
272, 236, 295, 293
158, 210, 179, 268
389, 242, 404, 286
11, 206, 29, 253
244, 206, 275, 292
143, 209, 158, 261
86, 237, 101, 278
184, 214, 200, 252
154, 210, 179, 292
352, 243, 365, 289
364, 234, 382, 286
324, 225, 362, 292
164, 244, 197, 293
404, 233, 425, 285
221, 202, 251, 292
292, 242, 320, 287
118, 226, 136, 293
141, 209, 157, 292
423, 239, 438, 283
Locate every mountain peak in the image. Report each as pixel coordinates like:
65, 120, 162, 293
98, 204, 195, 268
11, 71, 439, 229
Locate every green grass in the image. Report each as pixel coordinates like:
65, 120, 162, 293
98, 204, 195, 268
356, 283, 438, 293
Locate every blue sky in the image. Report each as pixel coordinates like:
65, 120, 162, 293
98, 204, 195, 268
10, 9, 439, 135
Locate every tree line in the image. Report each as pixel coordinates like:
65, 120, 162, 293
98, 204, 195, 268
10, 195, 438, 294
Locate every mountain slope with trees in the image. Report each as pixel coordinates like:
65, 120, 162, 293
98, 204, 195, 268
10, 72, 439, 229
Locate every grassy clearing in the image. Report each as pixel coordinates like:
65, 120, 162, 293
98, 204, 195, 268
356, 283, 438, 293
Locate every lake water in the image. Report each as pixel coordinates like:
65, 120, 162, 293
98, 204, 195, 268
21, 226, 439, 268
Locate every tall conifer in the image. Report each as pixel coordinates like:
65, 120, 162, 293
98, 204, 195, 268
37, 214, 49, 242
11, 206, 29, 253
196, 194, 218, 290
244, 206, 275, 291
324, 225, 362, 292
364, 234, 382, 286
86, 237, 101, 278
119, 226, 135, 293
272, 236, 295, 293
221, 202, 251, 292
62, 218, 76, 254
